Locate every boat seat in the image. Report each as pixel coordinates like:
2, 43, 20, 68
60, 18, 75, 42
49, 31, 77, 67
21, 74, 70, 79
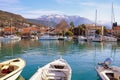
1, 65, 9, 70
1, 65, 14, 74
106, 73, 118, 80
48, 68, 69, 72
47, 71, 66, 77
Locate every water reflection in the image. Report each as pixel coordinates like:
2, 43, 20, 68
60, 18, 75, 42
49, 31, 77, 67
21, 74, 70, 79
0, 40, 41, 59
0, 40, 120, 80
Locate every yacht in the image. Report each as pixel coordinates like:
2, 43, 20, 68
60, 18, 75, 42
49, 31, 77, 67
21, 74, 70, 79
30, 58, 72, 80
96, 58, 120, 80
103, 36, 117, 42
0, 58, 26, 80
92, 35, 102, 42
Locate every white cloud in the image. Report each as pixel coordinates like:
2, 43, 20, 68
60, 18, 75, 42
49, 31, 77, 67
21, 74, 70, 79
0, 0, 19, 4
54, 0, 73, 4
55, 0, 65, 3
80, 1, 120, 23
0, 0, 24, 14
81, 2, 97, 6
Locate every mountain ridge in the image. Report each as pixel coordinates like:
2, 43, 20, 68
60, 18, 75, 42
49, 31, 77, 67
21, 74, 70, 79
0, 10, 47, 28
29, 14, 93, 27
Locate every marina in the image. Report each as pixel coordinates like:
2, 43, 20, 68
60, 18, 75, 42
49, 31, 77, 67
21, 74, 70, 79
1, 0, 120, 80
0, 40, 120, 80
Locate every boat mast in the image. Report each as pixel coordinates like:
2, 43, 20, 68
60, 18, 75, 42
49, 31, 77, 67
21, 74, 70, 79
95, 9, 97, 37
95, 10, 97, 27
10, 18, 13, 58
111, 2, 115, 27
10, 18, 12, 35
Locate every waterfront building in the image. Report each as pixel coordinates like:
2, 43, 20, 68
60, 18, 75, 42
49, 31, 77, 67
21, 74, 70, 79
85, 24, 102, 36
112, 25, 120, 36
4, 27, 17, 35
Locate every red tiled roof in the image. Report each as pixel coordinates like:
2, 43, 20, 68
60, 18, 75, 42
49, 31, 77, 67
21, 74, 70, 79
21, 27, 39, 33
4, 27, 16, 32
113, 26, 120, 30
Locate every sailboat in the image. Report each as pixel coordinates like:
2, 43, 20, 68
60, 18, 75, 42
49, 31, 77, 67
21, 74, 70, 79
1, 19, 21, 41
30, 58, 72, 80
91, 10, 102, 42
0, 58, 26, 80
102, 3, 117, 42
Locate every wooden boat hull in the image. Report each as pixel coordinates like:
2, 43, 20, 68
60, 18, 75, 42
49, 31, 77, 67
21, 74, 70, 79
0, 58, 26, 80
30, 58, 72, 80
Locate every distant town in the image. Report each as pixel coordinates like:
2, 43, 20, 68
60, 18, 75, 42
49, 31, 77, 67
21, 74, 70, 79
0, 10, 120, 41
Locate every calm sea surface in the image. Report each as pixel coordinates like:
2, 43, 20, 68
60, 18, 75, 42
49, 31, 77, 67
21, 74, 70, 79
0, 40, 120, 80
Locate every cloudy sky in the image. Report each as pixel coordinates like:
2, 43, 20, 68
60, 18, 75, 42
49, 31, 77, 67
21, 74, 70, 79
0, 0, 120, 23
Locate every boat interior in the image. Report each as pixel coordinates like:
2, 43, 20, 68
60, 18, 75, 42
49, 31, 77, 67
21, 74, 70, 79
41, 60, 70, 80
105, 72, 120, 80
0, 59, 20, 78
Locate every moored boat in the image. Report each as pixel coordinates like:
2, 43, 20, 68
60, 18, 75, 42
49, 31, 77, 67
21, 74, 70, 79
96, 58, 120, 80
1, 35, 21, 41
78, 36, 87, 41
39, 34, 58, 40
102, 36, 117, 42
0, 58, 26, 80
30, 58, 72, 80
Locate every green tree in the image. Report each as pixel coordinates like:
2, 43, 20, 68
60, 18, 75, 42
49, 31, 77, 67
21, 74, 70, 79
77, 24, 86, 36
95, 29, 101, 35
65, 31, 73, 36
70, 22, 75, 35
103, 26, 108, 35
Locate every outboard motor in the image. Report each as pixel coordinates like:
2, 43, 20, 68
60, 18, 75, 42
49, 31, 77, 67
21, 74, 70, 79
104, 58, 113, 66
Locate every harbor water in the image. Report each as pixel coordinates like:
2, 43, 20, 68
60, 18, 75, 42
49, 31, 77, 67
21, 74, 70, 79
0, 40, 120, 80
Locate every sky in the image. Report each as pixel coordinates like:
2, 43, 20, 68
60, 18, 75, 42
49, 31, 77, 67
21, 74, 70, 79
0, 0, 120, 23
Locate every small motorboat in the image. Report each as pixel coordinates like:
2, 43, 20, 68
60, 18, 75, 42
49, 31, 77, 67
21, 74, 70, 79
30, 57, 72, 80
96, 58, 120, 80
0, 58, 26, 80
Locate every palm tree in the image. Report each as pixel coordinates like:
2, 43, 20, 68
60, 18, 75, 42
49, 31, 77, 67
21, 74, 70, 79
81, 24, 86, 36
70, 22, 75, 35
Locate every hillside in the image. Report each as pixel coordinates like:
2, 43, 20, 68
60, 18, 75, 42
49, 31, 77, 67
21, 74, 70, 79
28, 19, 57, 27
0, 10, 46, 28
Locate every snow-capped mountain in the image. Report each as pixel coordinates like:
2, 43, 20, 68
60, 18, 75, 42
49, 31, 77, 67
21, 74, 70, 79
35, 14, 93, 27
28, 14, 112, 28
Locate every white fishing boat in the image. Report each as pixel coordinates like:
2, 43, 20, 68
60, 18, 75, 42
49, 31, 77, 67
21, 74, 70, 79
0, 58, 26, 80
39, 34, 58, 40
78, 36, 87, 41
96, 58, 120, 80
30, 58, 72, 80
58, 36, 72, 41
2, 35, 21, 41
31, 35, 38, 40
